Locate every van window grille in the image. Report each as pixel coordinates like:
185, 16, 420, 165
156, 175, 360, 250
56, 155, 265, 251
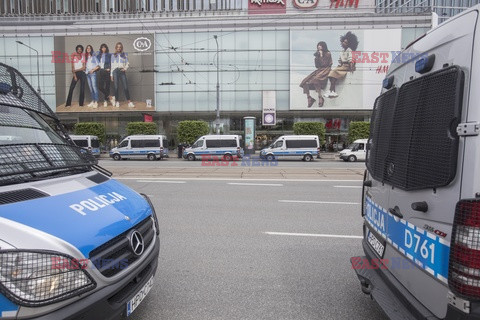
367, 87, 398, 181
367, 66, 464, 190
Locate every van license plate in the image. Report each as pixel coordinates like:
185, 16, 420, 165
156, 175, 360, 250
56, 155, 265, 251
367, 230, 385, 258
127, 276, 154, 316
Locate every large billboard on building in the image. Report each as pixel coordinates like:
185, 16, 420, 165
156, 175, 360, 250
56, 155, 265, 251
290, 29, 402, 110
53, 34, 155, 112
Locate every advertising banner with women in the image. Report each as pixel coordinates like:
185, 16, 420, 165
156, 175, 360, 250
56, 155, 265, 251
53, 34, 155, 112
290, 29, 402, 110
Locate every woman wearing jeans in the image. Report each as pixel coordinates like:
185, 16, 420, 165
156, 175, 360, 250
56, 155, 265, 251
85, 45, 100, 108
110, 42, 134, 108
98, 43, 112, 107
65, 45, 86, 107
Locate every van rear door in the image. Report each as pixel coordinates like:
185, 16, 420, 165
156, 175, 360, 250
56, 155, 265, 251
368, 10, 476, 319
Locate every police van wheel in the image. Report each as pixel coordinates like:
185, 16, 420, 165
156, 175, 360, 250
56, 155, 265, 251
113, 154, 121, 161
147, 154, 156, 161
187, 154, 196, 161
223, 154, 233, 161
348, 155, 357, 162
304, 154, 313, 162
266, 154, 275, 162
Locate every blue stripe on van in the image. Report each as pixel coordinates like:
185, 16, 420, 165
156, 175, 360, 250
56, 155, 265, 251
365, 196, 450, 283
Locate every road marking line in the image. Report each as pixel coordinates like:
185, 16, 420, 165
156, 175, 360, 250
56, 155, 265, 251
264, 232, 362, 239
279, 200, 360, 205
228, 182, 283, 187
115, 177, 362, 182
136, 180, 186, 184
334, 186, 362, 189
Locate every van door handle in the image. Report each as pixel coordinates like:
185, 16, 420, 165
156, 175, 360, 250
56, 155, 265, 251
363, 180, 372, 187
388, 206, 403, 219
411, 201, 428, 213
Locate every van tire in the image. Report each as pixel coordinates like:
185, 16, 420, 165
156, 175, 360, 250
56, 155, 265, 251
113, 154, 121, 161
147, 154, 156, 161
303, 154, 313, 162
187, 154, 196, 161
223, 154, 233, 161
348, 155, 357, 162
266, 154, 275, 161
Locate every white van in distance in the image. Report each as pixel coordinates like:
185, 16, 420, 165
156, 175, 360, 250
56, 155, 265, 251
70, 135, 101, 157
339, 138, 367, 162
183, 135, 244, 161
260, 135, 320, 161
110, 135, 168, 161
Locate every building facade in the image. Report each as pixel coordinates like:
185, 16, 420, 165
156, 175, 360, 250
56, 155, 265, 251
1, 0, 475, 149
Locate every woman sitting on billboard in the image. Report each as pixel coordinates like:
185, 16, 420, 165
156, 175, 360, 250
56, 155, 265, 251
324, 31, 359, 98
299, 41, 332, 108
110, 42, 134, 108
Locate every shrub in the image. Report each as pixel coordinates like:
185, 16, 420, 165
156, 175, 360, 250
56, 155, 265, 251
126, 122, 158, 135
74, 122, 106, 143
177, 120, 210, 144
293, 122, 326, 143
348, 121, 370, 143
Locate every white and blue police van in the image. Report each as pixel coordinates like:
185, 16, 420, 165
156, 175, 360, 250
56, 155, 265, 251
0, 63, 160, 319
182, 135, 244, 161
70, 135, 101, 158
110, 135, 168, 161
260, 135, 320, 161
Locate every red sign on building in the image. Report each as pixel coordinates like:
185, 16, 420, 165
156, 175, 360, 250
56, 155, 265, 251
248, 0, 287, 14
330, 0, 360, 8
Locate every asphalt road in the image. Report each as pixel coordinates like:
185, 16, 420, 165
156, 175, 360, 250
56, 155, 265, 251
118, 175, 387, 320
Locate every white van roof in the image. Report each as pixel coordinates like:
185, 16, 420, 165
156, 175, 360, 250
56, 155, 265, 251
353, 139, 368, 143
278, 135, 319, 140
70, 135, 98, 139
125, 135, 166, 140
200, 135, 240, 139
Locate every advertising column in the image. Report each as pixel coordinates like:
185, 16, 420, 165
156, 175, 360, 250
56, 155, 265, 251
244, 116, 256, 155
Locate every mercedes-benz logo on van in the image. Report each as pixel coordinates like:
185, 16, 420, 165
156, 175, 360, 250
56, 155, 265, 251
129, 230, 145, 256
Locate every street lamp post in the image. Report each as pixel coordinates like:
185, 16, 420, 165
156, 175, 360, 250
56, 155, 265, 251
16, 41, 41, 96
213, 35, 220, 135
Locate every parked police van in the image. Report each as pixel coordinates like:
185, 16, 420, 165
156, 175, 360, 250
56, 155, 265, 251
70, 135, 101, 157
0, 63, 160, 319
339, 139, 367, 162
183, 135, 243, 161
260, 135, 320, 161
110, 135, 168, 161
351, 6, 480, 320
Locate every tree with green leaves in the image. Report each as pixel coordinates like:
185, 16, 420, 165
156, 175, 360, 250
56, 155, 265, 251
293, 122, 326, 143
126, 122, 158, 136
177, 120, 210, 144
74, 122, 106, 144
348, 121, 370, 143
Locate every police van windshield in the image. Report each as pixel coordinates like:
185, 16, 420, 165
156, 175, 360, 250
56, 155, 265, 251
0, 63, 97, 186
192, 140, 203, 148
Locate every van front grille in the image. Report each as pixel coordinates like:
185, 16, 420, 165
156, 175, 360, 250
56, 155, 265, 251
89, 217, 155, 277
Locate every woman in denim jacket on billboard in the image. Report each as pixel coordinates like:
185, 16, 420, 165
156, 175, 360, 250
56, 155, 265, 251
110, 42, 134, 108
85, 45, 100, 108
98, 43, 112, 107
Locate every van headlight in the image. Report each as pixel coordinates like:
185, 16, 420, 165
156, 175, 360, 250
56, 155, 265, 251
0, 251, 95, 306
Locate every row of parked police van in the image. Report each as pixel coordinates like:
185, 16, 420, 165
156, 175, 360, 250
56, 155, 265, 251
71, 134, 367, 162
